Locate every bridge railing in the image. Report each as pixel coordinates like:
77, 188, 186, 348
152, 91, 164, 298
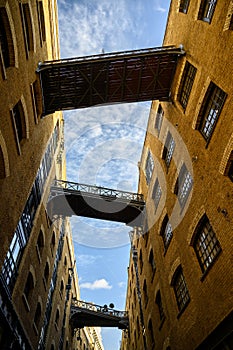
71, 299, 128, 318
37, 45, 184, 70
51, 179, 144, 202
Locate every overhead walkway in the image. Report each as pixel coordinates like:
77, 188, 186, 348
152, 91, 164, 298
70, 300, 129, 330
37, 45, 185, 115
47, 179, 145, 226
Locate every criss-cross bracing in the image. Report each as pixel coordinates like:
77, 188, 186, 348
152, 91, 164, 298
70, 300, 129, 329
47, 180, 145, 226
38, 46, 184, 115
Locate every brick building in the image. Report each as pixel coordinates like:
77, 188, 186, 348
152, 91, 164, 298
0, 1, 103, 349
122, 1, 233, 349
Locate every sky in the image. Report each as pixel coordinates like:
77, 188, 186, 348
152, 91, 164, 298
57, 0, 171, 348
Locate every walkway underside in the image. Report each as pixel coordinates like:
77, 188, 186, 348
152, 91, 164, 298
70, 300, 129, 330
38, 46, 184, 115
47, 180, 145, 226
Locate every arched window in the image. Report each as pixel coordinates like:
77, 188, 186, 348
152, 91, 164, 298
192, 214, 221, 274
50, 231, 56, 254
24, 271, 34, 303
160, 214, 173, 252
155, 291, 165, 323
11, 100, 27, 154
44, 262, 49, 285
34, 302, 42, 329
143, 280, 148, 306
37, 1, 46, 44
171, 266, 190, 313
60, 280, 64, 297
0, 6, 15, 72
148, 319, 155, 347
36, 229, 44, 260
55, 308, 60, 327
19, 2, 34, 57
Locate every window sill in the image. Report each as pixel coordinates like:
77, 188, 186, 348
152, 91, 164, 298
151, 270, 156, 283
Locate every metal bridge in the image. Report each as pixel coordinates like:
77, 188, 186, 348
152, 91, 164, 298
47, 180, 145, 226
70, 300, 129, 330
37, 45, 185, 115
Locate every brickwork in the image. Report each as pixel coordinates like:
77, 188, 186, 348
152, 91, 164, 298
122, 1, 233, 349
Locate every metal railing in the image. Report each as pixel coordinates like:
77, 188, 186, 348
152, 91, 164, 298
37, 45, 184, 71
51, 179, 144, 202
71, 299, 128, 318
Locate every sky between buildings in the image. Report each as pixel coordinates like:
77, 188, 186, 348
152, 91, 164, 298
57, 0, 171, 348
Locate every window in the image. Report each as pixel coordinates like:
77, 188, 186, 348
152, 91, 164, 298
60, 280, 64, 296
198, 0, 217, 23
172, 266, 190, 312
143, 280, 148, 306
160, 215, 173, 251
179, 0, 190, 13
24, 271, 34, 302
145, 151, 154, 184
55, 309, 60, 328
193, 215, 221, 273
156, 291, 165, 323
11, 101, 26, 153
36, 230, 44, 260
198, 83, 226, 143
178, 62, 197, 110
37, 1, 46, 45
148, 319, 155, 347
152, 178, 162, 212
149, 249, 156, 274
223, 1, 233, 31
163, 132, 175, 168
51, 231, 56, 254
155, 104, 164, 134
175, 164, 193, 208
34, 302, 42, 330
0, 7, 15, 75
19, 2, 34, 57
44, 262, 49, 285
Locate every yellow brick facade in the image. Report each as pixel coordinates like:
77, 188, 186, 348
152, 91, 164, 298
122, 1, 233, 349
0, 1, 103, 349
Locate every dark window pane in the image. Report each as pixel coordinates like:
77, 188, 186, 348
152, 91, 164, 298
179, 62, 197, 110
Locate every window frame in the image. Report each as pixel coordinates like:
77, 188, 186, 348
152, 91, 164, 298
193, 215, 221, 275
198, 0, 217, 23
179, 0, 190, 14
155, 104, 164, 135
152, 178, 162, 212
178, 61, 197, 110
160, 215, 173, 252
198, 82, 227, 144
145, 150, 154, 184
162, 131, 175, 169
172, 266, 190, 314
175, 163, 193, 209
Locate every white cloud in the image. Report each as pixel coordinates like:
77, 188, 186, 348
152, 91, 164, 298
80, 278, 112, 290
76, 254, 101, 266
118, 281, 126, 288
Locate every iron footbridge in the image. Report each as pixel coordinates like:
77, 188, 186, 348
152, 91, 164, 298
70, 300, 129, 330
37, 45, 185, 115
47, 179, 145, 226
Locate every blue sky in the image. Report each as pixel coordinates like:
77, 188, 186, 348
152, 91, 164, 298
57, 0, 171, 348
